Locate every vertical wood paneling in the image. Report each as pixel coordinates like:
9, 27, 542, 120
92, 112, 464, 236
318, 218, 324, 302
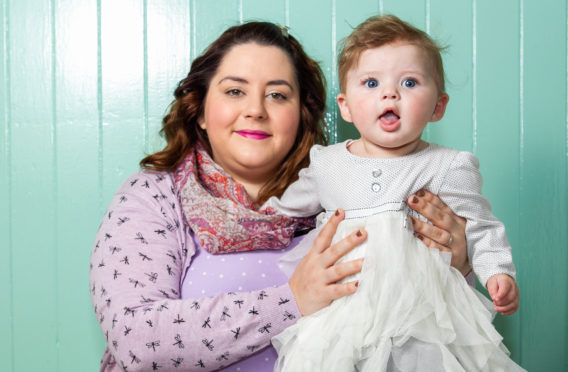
9, 0, 58, 370
1, 2, 567, 371
100, 0, 145, 203
193, 0, 240, 58
519, 1, 567, 369
289, 0, 335, 140
241, 0, 287, 25
382, 0, 426, 30
428, 0, 474, 152
54, 0, 103, 368
146, 0, 191, 155
0, 0, 13, 370
474, 1, 522, 359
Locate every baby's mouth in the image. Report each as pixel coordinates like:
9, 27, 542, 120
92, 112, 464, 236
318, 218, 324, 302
379, 110, 400, 125
379, 109, 401, 132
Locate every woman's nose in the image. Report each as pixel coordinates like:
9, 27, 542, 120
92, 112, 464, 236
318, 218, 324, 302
244, 96, 268, 119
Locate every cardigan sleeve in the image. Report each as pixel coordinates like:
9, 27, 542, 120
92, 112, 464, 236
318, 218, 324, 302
90, 171, 301, 371
437, 152, 516, 287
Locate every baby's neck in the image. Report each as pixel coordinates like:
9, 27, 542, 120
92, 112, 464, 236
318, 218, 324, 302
348, 139, 428, 159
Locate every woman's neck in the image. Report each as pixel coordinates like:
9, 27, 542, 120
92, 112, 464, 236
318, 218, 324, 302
237, 180, 262, 203
226, 171, 270, 203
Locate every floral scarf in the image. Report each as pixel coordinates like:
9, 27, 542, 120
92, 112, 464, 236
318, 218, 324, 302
174, 143, 309, 254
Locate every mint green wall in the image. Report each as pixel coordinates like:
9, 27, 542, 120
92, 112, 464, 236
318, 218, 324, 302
0, 0, 566, 371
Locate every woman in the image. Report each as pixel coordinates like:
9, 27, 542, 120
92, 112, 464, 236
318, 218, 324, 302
90, 21, 471, 371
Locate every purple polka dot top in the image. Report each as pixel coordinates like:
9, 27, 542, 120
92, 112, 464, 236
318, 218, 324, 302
182, 234, 304, 371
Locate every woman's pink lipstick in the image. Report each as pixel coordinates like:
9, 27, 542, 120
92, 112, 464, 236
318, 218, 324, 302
236, 130, 271, 140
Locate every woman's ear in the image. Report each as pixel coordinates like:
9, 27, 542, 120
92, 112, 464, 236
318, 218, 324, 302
197, 116, 207, 130
430, 93, 449, 122
336, 93, 353, 123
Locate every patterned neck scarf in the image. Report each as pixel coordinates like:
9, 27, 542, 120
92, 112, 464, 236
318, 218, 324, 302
174, 143, 307, 254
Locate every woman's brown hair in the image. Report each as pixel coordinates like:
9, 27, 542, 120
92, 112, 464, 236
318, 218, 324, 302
141, 22, 327, 204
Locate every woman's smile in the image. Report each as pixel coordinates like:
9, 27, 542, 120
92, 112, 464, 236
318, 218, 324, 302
235, 129, 272, 140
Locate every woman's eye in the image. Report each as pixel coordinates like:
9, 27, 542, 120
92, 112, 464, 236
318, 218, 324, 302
403, 79, 417, 88
364, 79, 378, 88
226, 89, 243, 96
269, 92, 286, 100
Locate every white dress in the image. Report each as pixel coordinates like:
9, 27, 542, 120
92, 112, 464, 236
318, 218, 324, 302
264, 141, 525, 371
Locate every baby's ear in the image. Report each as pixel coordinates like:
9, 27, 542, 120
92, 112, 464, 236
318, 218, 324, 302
336, 93, 353, 123
431, 93, 449, 122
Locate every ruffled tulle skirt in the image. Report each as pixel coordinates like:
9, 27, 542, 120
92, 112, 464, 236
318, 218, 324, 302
272, 211, 525, 372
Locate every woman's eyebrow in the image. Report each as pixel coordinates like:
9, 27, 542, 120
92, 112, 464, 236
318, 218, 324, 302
218, 76, 294, 91
267, 80, 294, 91
218, 76, 248, 85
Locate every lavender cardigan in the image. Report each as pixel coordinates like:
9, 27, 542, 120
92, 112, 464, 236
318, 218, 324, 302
90, 170, 301, 371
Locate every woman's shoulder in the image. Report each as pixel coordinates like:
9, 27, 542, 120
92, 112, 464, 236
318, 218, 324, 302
111, 169, 177, 204
117, 169, 175, 193
100, 168, 193, 258
110, 169, 182, 221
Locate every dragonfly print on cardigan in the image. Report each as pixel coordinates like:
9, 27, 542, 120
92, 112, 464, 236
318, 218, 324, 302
90, 170, 301, 371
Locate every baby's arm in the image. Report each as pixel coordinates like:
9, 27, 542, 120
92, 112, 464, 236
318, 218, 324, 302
438, 152, 518, 306
263, 145, 323, 217
486, 274, 520, 315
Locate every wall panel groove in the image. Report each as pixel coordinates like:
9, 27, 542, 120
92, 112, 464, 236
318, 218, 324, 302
96, 0, 103, 217
143, 0, 149, 153
0, 2, 565, 370
49, 0, 60, 369
518, 0, 525, 363
0, 0, 14, 370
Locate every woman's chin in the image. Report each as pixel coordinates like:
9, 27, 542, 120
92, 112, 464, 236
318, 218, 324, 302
236, 152, 283, 172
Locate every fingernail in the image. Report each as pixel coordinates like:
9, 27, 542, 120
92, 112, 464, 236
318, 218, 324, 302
355, 281, 359, 287
417, 189, 425, 197
356, 230, 362, 237
412, 196, 419, 204
411, 218, 415, 225
335, 209, 340, 216
416, 234, 423, 240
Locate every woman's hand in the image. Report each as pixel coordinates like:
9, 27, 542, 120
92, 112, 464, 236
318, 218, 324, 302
407, 190, 471, 276
289, 209, 366, 316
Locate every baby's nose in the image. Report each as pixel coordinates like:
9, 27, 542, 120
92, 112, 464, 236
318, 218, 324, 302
381, 87, 399, 100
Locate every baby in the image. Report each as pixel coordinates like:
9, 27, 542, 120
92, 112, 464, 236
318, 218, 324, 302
263, 14, 524, 372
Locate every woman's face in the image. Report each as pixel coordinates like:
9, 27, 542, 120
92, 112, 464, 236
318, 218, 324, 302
199, 42, 301, 189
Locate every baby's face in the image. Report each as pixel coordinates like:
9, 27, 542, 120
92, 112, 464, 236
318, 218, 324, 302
337, 42, 448, 158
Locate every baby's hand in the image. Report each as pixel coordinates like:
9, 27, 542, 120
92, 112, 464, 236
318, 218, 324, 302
486, 274, 519, 315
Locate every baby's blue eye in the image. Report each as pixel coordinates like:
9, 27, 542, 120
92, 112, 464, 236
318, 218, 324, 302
365, 79, 378, 88
403, 79, 417, 88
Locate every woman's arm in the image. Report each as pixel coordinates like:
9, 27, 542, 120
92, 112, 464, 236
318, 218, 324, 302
407, 190, 471, 276
90, 172, 302, 371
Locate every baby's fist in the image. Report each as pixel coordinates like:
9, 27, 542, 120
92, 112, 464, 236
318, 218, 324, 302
486, 274, 519, 315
